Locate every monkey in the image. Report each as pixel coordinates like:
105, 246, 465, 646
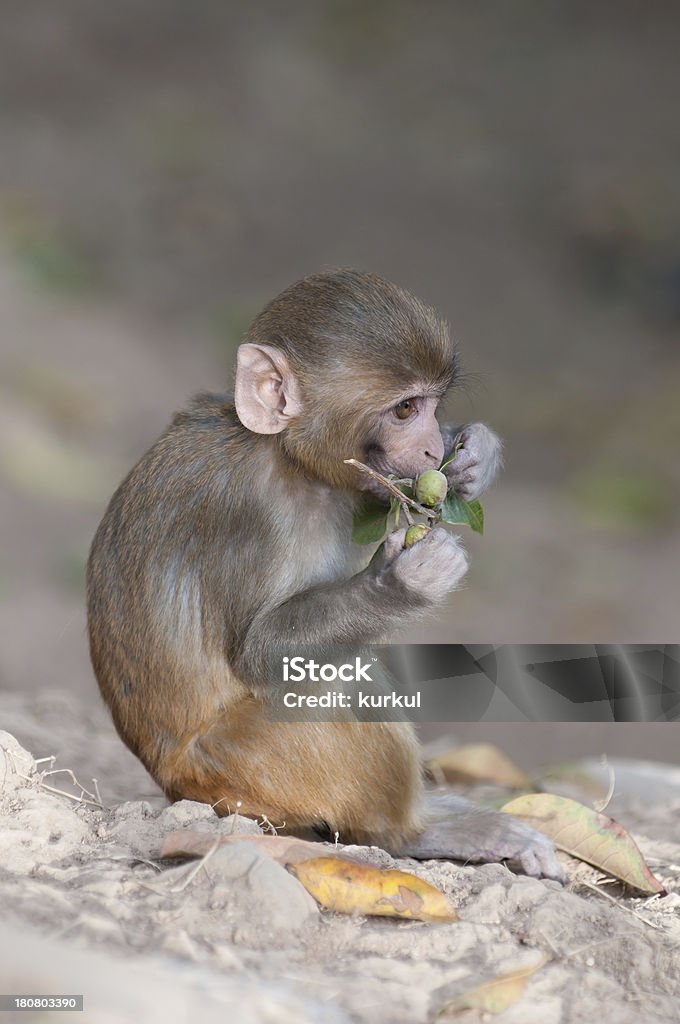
87, 269, 563, 882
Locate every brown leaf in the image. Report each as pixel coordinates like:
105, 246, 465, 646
427, 742, 531, 788
502, 793, 665, 894
160, 830, 339, 865
288, 856, 457, 922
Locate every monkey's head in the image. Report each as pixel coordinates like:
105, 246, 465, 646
234, 269, 457, 494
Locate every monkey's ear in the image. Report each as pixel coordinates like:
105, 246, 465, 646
234, 343, 303, 434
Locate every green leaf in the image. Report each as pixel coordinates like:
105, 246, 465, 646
352, 501, 390, 544
440, 494, 485, 534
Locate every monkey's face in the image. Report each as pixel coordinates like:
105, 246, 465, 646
233, 343, 451, 495
233, 270, 458, 493
361, 395, 445, 497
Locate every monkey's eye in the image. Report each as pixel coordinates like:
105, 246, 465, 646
395, 399, 417, 420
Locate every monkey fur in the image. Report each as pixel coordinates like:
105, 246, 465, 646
87, 270, 563, 881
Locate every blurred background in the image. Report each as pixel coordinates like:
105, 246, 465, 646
0, 1, 678, 785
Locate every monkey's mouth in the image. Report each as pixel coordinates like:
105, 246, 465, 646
358, 448, 402, 501
364, 450, 392, 478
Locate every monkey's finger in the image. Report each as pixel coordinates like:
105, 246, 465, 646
453, 477, 480, 501
517, 843, 566, 884
497, 818, 566, 883
424, 526, 466, 551
451, 469, 477, 486
443, 450, 479, 475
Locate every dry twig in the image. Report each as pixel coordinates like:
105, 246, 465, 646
343, 459, 437, 523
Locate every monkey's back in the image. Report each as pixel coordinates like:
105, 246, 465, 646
87, 393, 277, 775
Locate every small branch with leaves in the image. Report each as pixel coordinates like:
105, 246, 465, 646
343, 459, 439, 527
346, 453, 484, 549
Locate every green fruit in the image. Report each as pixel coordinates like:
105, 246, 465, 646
404, 524, 430, 548
415, 469, 448, 507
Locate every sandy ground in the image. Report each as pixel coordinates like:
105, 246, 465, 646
3, 711, 680, 1024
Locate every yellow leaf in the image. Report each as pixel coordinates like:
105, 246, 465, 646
438, 955, 549, 1016
427, 742, 531, 788
502, 793, 664, 894
288, 856, 457, 921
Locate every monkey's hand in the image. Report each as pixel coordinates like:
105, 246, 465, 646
398, 794, 565, 882
441, 422, 503, 501
384, 527, 468, 603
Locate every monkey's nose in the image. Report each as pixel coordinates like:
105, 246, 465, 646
424, 439, 445, 466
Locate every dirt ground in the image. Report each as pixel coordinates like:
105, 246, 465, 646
3, 722, 680, 1024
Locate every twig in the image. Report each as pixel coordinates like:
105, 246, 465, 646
138, 839, 222, 895
258, 814, 285, 836
2, 747, 106, 809
400, 503, 415, 527
98, 854, 163, 872
161, 839, 222, 893
343, 459, 437, 520
578, 879, 665, 931
36, 782, 105, 809
229, 799, 242, 833
34, 755, 57, 769
92, 778, 103, 804
211, 796, 233, 814
41, 767, 101, 805
593, 754, 615, 813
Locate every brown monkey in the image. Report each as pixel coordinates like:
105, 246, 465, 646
87, 270, 563, 881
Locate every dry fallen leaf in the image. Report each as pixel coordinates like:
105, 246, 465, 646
502, 793, 665, 894
437, 955, 549, 1016
161, 831, 456, 921
160, 830, 338, 865
427, 742, 531, 788
288, 856, 458, 922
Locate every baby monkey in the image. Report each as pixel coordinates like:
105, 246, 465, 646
87, 269, 563, 881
